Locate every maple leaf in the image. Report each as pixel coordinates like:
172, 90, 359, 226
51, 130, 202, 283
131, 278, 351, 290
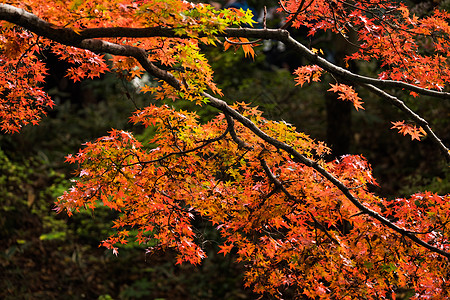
129, 67, 143, 78
294, 65, 323, 87
224, 37, 256, 59
218, 243, 234, 256
391, 121, 427, 141
328, 83, 365, 111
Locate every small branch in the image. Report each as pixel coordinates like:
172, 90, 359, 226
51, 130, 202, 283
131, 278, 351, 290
280, 0, 309, 29
277, 31, 450, 100
363, 83, 450, 162
224, 36, 262, 45
125, 129, 229, 166
260, 157, 339, 244
263, 6, 267, 29
348, 184, 365, 190
224, 114, 253, 150
309, 212, 340, 244
349, 211, 366, 218
278, 0, 294, 14
259, 157, 299, 202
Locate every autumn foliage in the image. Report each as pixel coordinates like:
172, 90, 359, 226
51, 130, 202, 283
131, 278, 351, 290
1, 0, 450, 298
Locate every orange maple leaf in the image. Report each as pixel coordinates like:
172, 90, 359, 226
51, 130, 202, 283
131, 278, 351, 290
391, 121, 427, 141
328, 83, 365, 111
224, 37, 256, 59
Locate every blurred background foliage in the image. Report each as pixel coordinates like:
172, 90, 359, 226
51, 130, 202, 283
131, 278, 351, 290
1, 1, 450, 299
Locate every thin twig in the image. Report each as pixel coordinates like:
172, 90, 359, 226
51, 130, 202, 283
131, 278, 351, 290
224, 113, 253, 150
224, 36, 262, 45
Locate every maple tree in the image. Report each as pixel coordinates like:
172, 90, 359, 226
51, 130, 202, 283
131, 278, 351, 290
1, 0, 450, 298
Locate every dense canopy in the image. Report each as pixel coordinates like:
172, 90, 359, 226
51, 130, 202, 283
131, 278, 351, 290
1, 0, 450, 298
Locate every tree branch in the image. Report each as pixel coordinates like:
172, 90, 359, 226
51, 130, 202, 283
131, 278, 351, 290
0, 4, 81, 44
224, 113, 253, 150
2, 3, 450, 99
363, 84, 450, 160
204, 96, 450, 259
259, 156, 300, 202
